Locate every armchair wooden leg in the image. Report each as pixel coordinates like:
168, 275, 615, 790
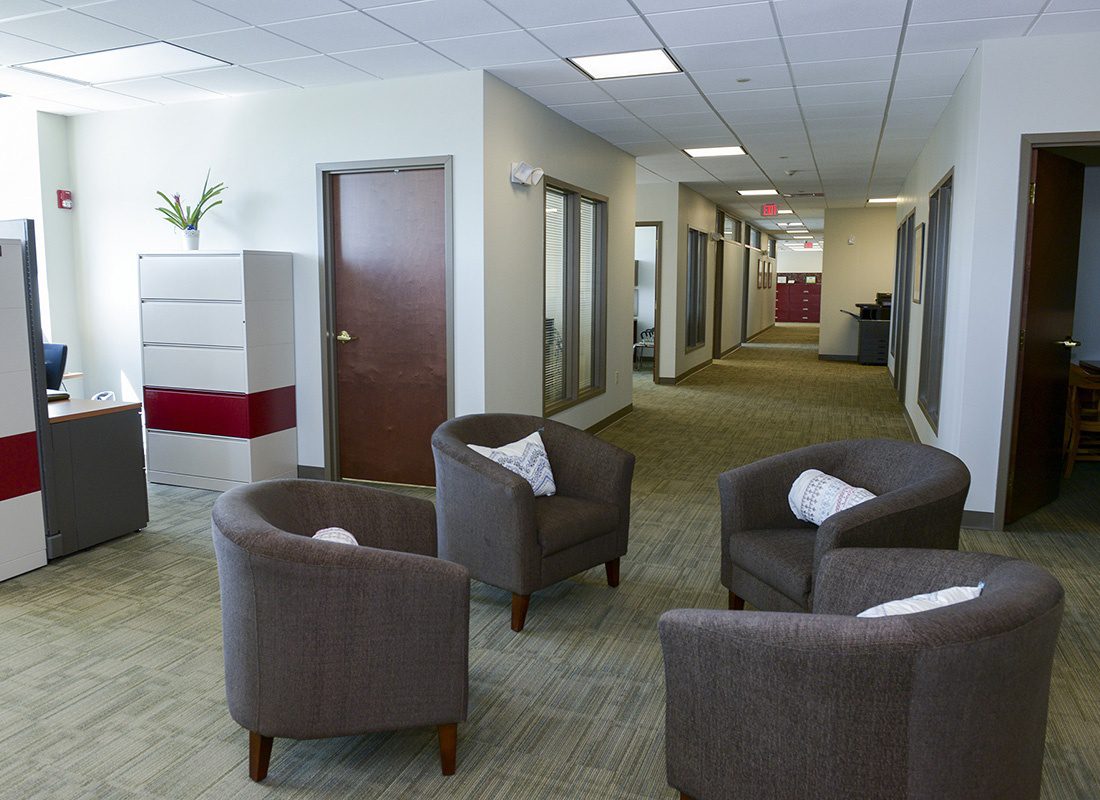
680, 792, 695, 800
728, 591, 745, 611
511, 593, 530, 632
249, 731, 273, 782
605, 557, 620, 588
438, 723, 457, 776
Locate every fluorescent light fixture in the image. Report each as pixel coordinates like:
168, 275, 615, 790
19, 42, 226, 85
737, 189, 778, 196
777, 209, 793, 215
791, 234, 813, 239
868, 197, 898, 204
684, 145, 745, 158
569, 49, 680, 81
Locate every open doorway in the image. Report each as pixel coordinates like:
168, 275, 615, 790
1004, 142, 1100, 524
634, 222, 660, 382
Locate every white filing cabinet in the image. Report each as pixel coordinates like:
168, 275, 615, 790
139, 251, 297, 491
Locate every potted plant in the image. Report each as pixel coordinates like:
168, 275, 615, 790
155, 170, 227, 250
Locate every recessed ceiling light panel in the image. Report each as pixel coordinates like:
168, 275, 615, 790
868, 197, 898, 204
19, 42, 227, 85
777, 209, 793, 214
684, 145, 745, 158
569, 49, 681, 81
737, 189, 778, 196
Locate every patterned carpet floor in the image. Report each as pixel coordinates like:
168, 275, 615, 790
0, 337, 1096, 798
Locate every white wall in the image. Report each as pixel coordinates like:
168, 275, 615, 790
634, 225, 657, 334
819, 207, 897, 357
777, 248, 823, 274
66, 71, 487, 468
745, 241, 776, 339
1073, 167, 1100, 363
481, 75, 635, 429
898, 31, 1100, 516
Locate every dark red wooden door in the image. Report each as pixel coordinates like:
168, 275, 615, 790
330, 168, 447, 486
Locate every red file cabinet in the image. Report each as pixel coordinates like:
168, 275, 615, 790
776, 273, 821, 322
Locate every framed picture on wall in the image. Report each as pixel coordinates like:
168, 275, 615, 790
912, 222, 926, 303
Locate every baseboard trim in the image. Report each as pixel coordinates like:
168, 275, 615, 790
818, 354, 857, 362
901, 404, 919, 443
586, 403, 634, 434
745, 323, 775, 343
718, 343, 741, 359
297, 465, 326, 480
660, 359, 714, 385
961, 510, 997, 531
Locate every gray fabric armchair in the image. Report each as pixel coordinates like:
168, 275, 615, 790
661, 548, 1064, 800
719, 438, 970, 612
432, 413, 634, 631
211, 479, 469, 782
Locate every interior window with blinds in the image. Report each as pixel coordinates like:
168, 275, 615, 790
685, 228, 707, 350
543, 182, 607, 414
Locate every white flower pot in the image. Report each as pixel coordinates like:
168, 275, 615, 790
182, 229, 200, 250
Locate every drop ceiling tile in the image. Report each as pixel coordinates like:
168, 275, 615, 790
49, 84, 155, 109
335, 43, 461, 78
0, 64, 84, 94
265, 12, 410, 52
773, 0, 907, 35
692, 63, 793, 93
671, 38, 786, 71
909, 0, 1046, 23
784, 27, 902, 63
488, 60, 587, 87
646, 3, 777, 47
430, 30, 556, 68
16, 95, 93, 113
489, 0, 637, 27
173, 27, 314, 64
366, 0, 517, 41
806, 115, 883, 133
344, 0, 431, 7
248, 54, 373, 87
549, 100, 631, 121
620, 93, 709, 116
598, 72, 696, 100
904, 16, 1033, 52
529, 16, 660, 56
889, 95, 951, 117
798, 80, 890, 106
1046, 0, 1100, 9
79, 0, 245, 40
99, 76, 222, 102
637, 163, 670, 183
521, 80, 609, 105
1029, 9, 1100, 35
199, 0, 358, 25
897, 48, 975, 78
170, 65, 294, 94
635, 0, 762, 11
0, 0, 54, 21
708, 86, 798, 111
801, 100, 884, 119
0, 30, 69, 65
650, 121, 730, 139
892, 74, 960, 99
663, 125, 739, 144
0, 9, 150, 52
720, 104, 803, 124
791, 55, 896, 85
579, 117, 659, 139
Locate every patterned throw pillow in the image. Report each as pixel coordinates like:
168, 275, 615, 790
313, 527, 358, 545
468, 431, 557, 497
788, 469, 875, 525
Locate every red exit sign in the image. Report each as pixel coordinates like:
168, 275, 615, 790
761, 203, 778, 217
804, 241, 813, 249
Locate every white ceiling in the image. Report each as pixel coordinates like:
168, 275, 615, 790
1, 0, 1099, 238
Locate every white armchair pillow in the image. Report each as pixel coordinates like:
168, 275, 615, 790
858, 582, 985, 617
468, 430, 557, 497
788, 469, 875, 525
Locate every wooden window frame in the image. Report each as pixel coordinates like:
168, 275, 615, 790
542, 178, 609, 416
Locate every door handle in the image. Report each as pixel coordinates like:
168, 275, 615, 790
1056, 338, 1081, 348
335, 330, 358, 343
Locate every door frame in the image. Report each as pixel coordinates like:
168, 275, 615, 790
891, 211, 915, 402
636, 221, 662, 383
316, 156, 455, 482
995, 132, 1100, 528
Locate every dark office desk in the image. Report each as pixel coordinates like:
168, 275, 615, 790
46, 399, 149, 558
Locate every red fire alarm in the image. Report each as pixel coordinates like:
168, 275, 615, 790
57, 190, 73, 210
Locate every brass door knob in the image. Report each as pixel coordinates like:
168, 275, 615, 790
1056, 338, 1081, 348
335, 330, 358, 343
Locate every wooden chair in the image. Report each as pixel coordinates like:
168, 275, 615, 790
1064, 364, 1100, 478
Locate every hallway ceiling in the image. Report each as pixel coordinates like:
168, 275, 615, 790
2, 0, 1100, 239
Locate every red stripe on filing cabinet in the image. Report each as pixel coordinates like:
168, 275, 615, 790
144, 386, 295, 439
0, 431, 41, 502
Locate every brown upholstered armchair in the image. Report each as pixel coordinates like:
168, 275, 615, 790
211, 479, 469, 782
432, 413, 634, 632
718, 438, 970, 612
661, 548, 1064, 800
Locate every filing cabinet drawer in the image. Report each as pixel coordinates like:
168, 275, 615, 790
140, 255, 243, 301
146, 430, 251, 483
143, 345, 247, 393
142, 301, 244, 347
